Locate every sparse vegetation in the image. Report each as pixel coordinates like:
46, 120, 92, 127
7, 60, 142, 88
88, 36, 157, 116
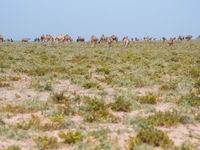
0, 41, 200, 149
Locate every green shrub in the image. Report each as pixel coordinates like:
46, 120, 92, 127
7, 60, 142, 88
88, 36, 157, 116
0, 82, 10, 87
136, 92, 160, 104
23, 97, 49, 111
133, 144, 153, 150
82, 97, 109, 122
82, 81, 102, 89
194, 78, 200, 88
50, 92, 74, 115
51, 92, 68, 104
58, 130, 83, 144
9, 75, 21, 81
194, 112, 200, 121
128, 128, 174, 149
143, 111, 187, 127
96, 67, 111, 75
16, 115, 41, 130
180, 141, 196, 150
108, 95, 132, 112
177, 92, 200, 107
6, 145, 21, 150
189, 66, 200, 78
159, 79, 178, 90
1, 104, 34, 113
33, 136, 58, 150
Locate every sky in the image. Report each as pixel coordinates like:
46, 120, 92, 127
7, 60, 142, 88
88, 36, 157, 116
0, 0, 200, 40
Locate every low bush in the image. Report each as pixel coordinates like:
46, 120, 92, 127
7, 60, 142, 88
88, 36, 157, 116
6, 145, 21, 150
58, 130, 83, 144
108, 95, 132, 112
136, 92, 160, 104
177, 92, 200, 107
1, 104, 34, 113
159, 79, 178, 90
194, 112, 200, 121
143, 111, 187, 127
82, 81, 102, 89
128, 128, 174, 149
81, 97, 110, 122
33, 136, 58, 150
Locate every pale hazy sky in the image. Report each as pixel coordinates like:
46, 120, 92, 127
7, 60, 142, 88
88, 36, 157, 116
0, 0, 199, 40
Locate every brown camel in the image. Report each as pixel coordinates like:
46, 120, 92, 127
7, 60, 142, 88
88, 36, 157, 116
178, 35, 184, 41
90, 35, 98, 43
55, 34, 64, 42
185, 35, 192, 41
100, 34, 106, 42
46, 34, 54, 42
76, 36, 85, 42
41, 34, 46, 42
197, 35, 200, 39
135, 37, 140, 41
146, 36, 149, 41
64, 34, 73, 42
7, 38, 13, 42
41, 34, 53, 42
107, 36, 113, 48
34, 38, 40, 42
162, 37, 167, 41
21, 38, 30, 42
123, 36, 130, 48
168, 38, 174, 46
0, 35, 4, 42
110, 35, 118, 42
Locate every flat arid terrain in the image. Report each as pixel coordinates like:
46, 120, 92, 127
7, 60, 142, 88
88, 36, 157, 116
0, 40, 200, 150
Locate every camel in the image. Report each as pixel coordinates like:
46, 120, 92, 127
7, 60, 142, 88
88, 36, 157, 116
76, 36, 85, 42
197, 35, 200, 39
123, 36, 130, 48
100, 34, 106, 42
135, 37, 140, 41
185, 35, 192, 41
41, 34, 46, 42
168, 38, 174, 46
64, 34, 73, 42
41, 34, 53, 42
55, 34, 64, 42
46, 34, 54, 42
110, 35, 118, 42
34, 38, 40, 42
107, 36, 113, 48
178, 35, 184, 41
90, 35, 98, 43
0, 35, 4, 42
162, 37, 167, 41
21, 38, 30, 42
7, 38, 13, 42
146, 36, 149, 41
